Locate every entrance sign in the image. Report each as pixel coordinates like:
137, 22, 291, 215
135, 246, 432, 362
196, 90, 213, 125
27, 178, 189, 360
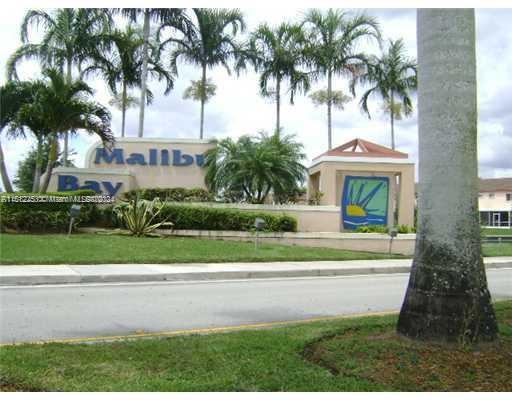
341, 176, 389, 229
47, 138, 215, 197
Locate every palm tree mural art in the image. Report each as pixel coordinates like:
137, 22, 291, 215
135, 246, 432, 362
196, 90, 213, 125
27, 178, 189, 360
342, 176, 389, 229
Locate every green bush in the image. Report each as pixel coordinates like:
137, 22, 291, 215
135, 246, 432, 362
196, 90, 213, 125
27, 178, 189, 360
0, 190, 98, 232
113, 198, 174, 236
355, 225, 389, 234
354, 224, 415, 234
90, 203, 297, 232
158, 204, 297, 232
123, 187, 213, 203
397, 224, 416, 234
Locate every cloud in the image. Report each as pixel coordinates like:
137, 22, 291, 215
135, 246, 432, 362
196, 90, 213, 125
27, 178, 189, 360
1, 8, 511, 191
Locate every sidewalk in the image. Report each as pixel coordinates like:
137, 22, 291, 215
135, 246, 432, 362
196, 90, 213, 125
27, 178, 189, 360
1, 257, 511, 286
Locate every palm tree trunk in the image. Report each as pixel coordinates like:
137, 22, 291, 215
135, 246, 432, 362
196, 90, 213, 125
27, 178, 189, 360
200, 64, 206, 140
275, 77, 281, 134
390, 90, 395, 150
40, 134, 58, 194
63, 58, 72, 167
0, 138, 13, 192
138, 9, 150, 138
397, 9, 498, 343
32, 136, 43, 192
121, 81, 127, 138
327, 69, 333, 150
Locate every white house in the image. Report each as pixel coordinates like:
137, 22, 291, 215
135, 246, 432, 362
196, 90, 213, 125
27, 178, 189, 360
479, 178, 512, 227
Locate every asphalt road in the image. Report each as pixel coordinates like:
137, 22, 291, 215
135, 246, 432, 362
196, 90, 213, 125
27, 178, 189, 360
1, 269, 511, 344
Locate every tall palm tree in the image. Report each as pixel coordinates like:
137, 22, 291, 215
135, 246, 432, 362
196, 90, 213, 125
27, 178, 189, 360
302, 9, 381, 150
160, 8, 245, 139
8, 83, 52, 192
397, 9, 498, 343
204, 130, 306, 204
0, 81, 42, 192
120, 8, 188, 138
249, 23, 311, 133
7, 8, 112, 166
82, 25, 174, 137
354, 39, 417, 150
15, 69, 114, 193
309, 88, 352, 129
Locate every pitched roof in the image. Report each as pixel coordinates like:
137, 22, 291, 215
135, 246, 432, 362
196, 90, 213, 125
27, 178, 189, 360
479, 178, 512, 192
313, 138, 409, 160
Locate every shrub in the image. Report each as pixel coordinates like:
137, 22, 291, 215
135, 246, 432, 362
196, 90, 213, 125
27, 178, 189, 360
90, 203, 297, 232
354, 224, 416, 234
355, 225, 389, 234
158, 204, 297, 232
397, 224, 416, 234
123, 188, 213, 203
0, 190, 98, 232
113, 198, 174, 236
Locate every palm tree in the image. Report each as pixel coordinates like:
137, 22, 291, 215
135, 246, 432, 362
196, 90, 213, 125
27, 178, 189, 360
354, 39, 417, 150
14, 69, 114, 193
309, 88, 352, 127
302, 9, 381, 150
249, 23, 311, 133
204, 130, 306, 204
120, 8, 188, 138
182, 79, 217, 108
7, 8, 112, 166
82, 25, 174, 137
160, 8, 245, 139
397, 10, 498, 343
0, 81, 43, 192
8, 84, 52, 192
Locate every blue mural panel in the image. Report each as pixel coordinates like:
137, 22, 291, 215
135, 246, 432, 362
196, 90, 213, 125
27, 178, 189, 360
342, 176, 389, 230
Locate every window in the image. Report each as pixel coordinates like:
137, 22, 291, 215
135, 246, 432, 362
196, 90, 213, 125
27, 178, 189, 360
489, 193, 495, 199
507, 193, 511, 201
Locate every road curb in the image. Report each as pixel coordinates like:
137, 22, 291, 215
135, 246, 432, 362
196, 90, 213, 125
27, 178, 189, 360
1, 259, 510, 286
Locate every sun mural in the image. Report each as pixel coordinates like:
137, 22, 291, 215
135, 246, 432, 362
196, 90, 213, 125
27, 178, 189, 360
342, 176, 389, 229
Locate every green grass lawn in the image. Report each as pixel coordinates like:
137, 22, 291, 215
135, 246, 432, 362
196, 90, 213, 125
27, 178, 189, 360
483, 228, 512, 236
0, 233, 406, 265
1, 301, 510, 392
483, 243, 512, 257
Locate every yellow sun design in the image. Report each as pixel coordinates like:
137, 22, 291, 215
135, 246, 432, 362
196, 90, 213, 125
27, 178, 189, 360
347, 204, 367, 217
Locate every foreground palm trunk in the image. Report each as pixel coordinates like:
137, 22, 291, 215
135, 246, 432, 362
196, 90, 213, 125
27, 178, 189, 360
397, 9, 498, 342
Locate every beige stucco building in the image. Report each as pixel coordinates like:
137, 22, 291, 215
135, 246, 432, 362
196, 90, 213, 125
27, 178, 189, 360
308, 138, 415, 230
47, 138, 215, 196
478, 178, 512, 227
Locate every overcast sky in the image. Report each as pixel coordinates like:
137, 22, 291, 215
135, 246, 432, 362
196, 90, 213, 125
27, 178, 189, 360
1, 8, 511, 190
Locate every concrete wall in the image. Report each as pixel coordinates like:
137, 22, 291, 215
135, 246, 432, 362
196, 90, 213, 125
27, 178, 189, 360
47, 168, 135, 196
160, 229, 416, 256
48, 138, 215, 197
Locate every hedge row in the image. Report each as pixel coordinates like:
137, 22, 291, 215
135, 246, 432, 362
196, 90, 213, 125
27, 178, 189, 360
90, 203, 296, 232
0, 190, 98, 232
1, 192, 297, 233
157, 204, 297, 232
123, 187, 213, 202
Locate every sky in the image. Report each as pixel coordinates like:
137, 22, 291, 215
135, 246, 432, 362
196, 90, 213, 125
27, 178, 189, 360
1, 7, 511, 190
